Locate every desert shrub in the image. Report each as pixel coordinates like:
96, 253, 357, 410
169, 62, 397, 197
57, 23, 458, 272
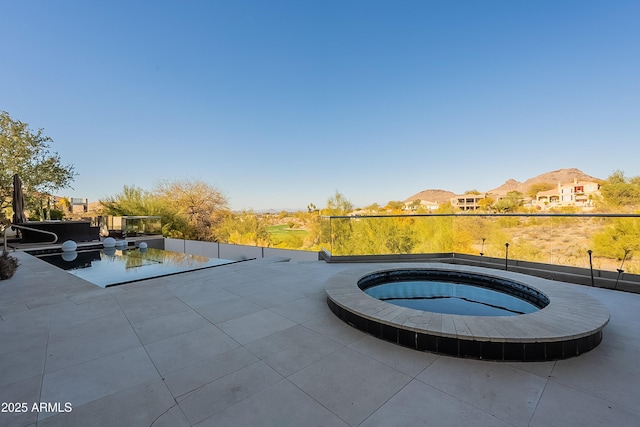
49, 209, 64, 220
0, 252, 19, 280
496, 216, 520, 228
591, 218, 640, 260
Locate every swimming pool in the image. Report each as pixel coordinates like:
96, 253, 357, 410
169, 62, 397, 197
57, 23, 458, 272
35, 247, 236, 287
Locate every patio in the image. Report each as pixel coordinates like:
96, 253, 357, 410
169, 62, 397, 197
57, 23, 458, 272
1, 251, 639, 426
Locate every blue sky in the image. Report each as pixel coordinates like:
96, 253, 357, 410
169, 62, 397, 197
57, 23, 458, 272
2, 0, 639, 210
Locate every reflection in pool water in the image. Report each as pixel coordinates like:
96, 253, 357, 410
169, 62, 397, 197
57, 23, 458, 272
358, 269, 549, 317
36, 247, 235, 287
363, 280, 540, 316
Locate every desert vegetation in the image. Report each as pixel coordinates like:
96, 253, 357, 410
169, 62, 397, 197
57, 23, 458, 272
2, 110, 640, 274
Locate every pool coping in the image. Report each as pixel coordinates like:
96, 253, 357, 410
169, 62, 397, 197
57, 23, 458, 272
325, 263, 610, 361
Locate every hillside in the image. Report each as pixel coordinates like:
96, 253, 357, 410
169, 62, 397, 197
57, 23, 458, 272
404, 189, 457, 203
489, 168, 602, 197
407, 168, 603, 201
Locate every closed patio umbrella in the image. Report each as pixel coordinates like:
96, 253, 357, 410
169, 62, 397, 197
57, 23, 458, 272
12, 174, 27, 225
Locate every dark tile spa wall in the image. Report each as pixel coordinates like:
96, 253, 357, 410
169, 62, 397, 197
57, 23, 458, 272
327, 298, 603, 361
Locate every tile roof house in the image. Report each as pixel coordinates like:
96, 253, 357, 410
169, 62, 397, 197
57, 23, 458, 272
535, 179, 601, 210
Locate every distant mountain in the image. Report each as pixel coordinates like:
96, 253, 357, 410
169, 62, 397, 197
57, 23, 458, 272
404, 189, 457, 203
406, 168, 603, 202
488, 179, 526, 196
489, 168, 602, 197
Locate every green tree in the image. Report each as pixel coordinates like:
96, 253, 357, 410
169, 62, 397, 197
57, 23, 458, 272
477, 196, 495, 211
323, 191, 353, 215
0, 111, 76, 222
100, 185, 159, 216
364, 203, 380, 212
100, 185, 189, 237
155, 179, 229, 241
385, 201, 405, 212
321, 191, 353, 254
592, 218, 640, 260
600, 170, 640, 207
492, 191, 523, 212
408, 200, 422, 211
101, 179, 229, 240
527, 182, 555, 199
216, 210, 271, 246
607, 170, 627, 184
302, 211, 322, 249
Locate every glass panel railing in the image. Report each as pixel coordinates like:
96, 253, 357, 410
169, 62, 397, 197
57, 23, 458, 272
321, 213, 640, 274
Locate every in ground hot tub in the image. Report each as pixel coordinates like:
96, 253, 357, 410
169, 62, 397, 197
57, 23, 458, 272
326, 263, 609, 361
359, 269, 549, 316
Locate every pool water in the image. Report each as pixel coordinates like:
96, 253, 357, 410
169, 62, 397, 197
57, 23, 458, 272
363, 280, 540, 316
36, 247, 235, 287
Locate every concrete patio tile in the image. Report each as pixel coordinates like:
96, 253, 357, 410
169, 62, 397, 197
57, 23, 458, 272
220, 278, 269, 297
0, 301, 30, 318
0, 316, 49, 355
349, 335, 439, 377
302, 311, 366, 346
22, 293, 77, 312
45, 296, 123, 326
270, 295, 333, 323
132, 308, 211, 345
39, 347, 159, 416
116, 293, 192, 324
550, 347, 640, 413
47, 304, 127, 342
195, 296, 263, 324
271, 278, 326, 298
235, 284, 303, 309
144, 325, 238, 375
506, 360, 556, 379
1, 299, 80, 325
170, 284, 239, 309
3, 254, 640, 426
236, 267, 291, 283
38, 378, 188, 427
530, 380, 640, 427
244, 324, 337, 359
162, 272, 228, 293
245, 325, 343, 376
361, 379, 512, 427
44, 323, 141, 373
417, 357, 547, 426
0, 375, 41, 427
65, 286, 123, 305
288, 347, 412, 426
177, 361, 283, 425
0, 344, 46, 387
163, 346, 259, 398
116, 280, 182, 302
588, 329, 640, 373
217, 310, 296, 345
195, 379, 348, 427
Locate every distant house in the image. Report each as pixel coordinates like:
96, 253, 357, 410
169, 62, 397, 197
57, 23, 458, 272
404, 200, 440, 211
450, 194, 486, 211
535, 179, 600, 209
69, 197, 89, 213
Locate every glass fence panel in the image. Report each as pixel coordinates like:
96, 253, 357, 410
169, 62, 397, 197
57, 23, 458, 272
322, 214, 640, 273
589, 216, 640, 274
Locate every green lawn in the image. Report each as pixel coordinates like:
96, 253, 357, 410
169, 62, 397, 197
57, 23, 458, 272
267, 224, 308, 248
